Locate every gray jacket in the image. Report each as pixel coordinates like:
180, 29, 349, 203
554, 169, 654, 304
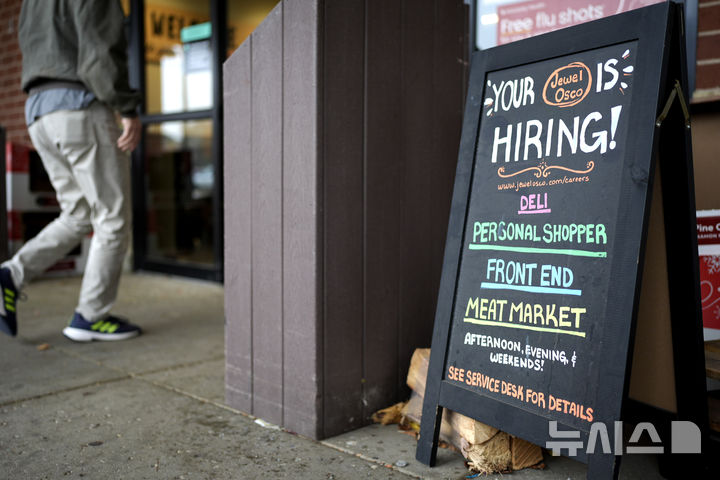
18, 0, 141, 116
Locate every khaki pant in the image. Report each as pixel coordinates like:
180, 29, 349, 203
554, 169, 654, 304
2, 102, 131, 321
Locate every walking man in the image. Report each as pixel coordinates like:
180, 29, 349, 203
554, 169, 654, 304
0, 0, 142, 341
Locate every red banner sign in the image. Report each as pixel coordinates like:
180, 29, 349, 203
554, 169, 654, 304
698, 213, 720, 331
497, 0, 664, 45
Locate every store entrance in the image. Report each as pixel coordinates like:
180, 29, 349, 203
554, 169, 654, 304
124, 0, 278, 281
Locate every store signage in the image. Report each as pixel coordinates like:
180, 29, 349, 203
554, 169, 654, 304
697, 211, 720, 335
497, 0, 664, 45
145, 6, 209, 62
449, 38, 636, 427
417, 4, 706, 478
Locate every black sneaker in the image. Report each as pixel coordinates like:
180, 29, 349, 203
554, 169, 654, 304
62, 312, 142, 342
0, 268, 18, 337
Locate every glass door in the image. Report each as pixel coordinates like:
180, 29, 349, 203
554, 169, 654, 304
128, 0, 223, 281
126, 0, 279, 282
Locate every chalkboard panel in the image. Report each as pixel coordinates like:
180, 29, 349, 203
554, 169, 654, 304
417, 2, 706, 478
447, 39, 638, 434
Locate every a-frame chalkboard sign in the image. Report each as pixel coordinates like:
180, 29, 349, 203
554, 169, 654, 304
416, 2, 709, 479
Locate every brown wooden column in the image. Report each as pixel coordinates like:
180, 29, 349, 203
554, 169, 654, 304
224, 0, 467, 440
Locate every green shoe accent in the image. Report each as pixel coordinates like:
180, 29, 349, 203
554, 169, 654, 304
89, 320, 121, 333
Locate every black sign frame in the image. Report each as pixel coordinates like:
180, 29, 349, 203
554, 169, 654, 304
416, 3, 708, 479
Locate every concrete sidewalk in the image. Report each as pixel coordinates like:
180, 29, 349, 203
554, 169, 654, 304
0, 274, 663, 479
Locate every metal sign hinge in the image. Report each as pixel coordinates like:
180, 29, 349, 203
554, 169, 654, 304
655, 79, 691, 129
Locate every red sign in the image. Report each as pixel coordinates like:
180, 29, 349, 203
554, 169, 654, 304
497, 0, 664, 45
697, 215, 720, 245
700, 254, 720, 330
698, 213, 720, 331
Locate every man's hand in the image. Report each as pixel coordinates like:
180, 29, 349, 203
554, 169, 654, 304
117, 116, 141, 152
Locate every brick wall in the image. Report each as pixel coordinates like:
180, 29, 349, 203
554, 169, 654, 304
695, 0, 720, 102
0, 0, 29, 146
